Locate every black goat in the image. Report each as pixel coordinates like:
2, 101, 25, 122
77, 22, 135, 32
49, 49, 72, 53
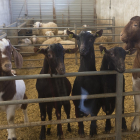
34, 43, 78, 140
99, 45, 128, 132
67, 29, 103, 137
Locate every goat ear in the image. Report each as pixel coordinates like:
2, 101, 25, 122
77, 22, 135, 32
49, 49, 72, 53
99, 44, 107, 54
67, 29, 78, 39
125, 48, 137, 55
11, 45, 23, 68
95, 29, 103, 38
34, 47, 47, 54
64, 47, 79, 54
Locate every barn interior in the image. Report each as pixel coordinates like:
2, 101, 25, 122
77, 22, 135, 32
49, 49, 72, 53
0, 0, 139, 140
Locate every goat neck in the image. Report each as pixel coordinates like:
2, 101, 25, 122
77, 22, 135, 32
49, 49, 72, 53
79, 48, 96, 71
133, 49, 140, 78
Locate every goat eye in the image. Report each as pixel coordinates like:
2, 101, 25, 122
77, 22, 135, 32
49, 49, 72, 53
110, 52, 114, 56
134, 24, 138, 27
47, 54, 52, 58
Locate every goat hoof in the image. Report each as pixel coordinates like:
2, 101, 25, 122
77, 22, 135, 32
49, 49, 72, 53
58, 135, 65, 140
122, 125, 127, 131
47, 128, 51, 135
105, 127, 111, 133
67, 127, 71, 132
8, 138, 17, 140
90, 129, 97, 137
39, 134, 46, 140
79, 134, 85, 138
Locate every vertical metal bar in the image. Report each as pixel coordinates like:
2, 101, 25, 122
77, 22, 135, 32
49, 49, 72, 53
39, 0, 42, 22
115, 73, 123, 140
93, 0, 97, 27
25, 0, 28, 16
67, 0, 70, 26
53, 0, 56, 23
112, 17, 115, 42
74, 23, 78, 65
81, 0, 82, 26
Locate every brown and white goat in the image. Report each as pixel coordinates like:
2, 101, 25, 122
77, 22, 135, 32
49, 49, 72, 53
0, 38, 28, 140
120, 16, 140, 131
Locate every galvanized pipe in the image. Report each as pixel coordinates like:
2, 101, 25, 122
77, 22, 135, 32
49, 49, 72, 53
18, 18, 113, 21
74, 23, 78, 64
0, 68, 140, 81
11, 54, 135, 62
0, 111, 140, 130
0, 114, 116, 129
1, 90, 140, 106
0, 93, 116, 106
115, 73, 123, 140
0, 71, 118, 81
0, 26, 124, 30
12, 42, 124, 47
7, 34, 121, 38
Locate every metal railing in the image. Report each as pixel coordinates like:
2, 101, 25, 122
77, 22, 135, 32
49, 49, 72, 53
0, 69, 139, 140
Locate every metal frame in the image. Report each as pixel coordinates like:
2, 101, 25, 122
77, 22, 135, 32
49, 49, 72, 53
0, 69, 139, 140
0, 16, 138, 139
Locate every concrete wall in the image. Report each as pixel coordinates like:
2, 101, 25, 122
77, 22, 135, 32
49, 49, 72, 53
96, 0, 140, 41
0, 0, 11, 27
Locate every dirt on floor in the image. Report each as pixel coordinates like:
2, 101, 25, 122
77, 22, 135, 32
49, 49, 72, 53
0, 43, 138, 140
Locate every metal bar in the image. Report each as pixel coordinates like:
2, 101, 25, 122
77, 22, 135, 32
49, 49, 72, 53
112, 17, 115, 41
12, 54, 135, 62
0, 26, 124, 30
115, 73, 123, 140
19, 15, 112, 18
2, 111, 140, 132
74, 23, 78, 65
7, 34, 121, 38
0, 93, 116, 106
12, 42, 124, 47
1, 68, 140, 81
0, 114, 116, 130
7, 35, 68, 38
17, 22, 26, 28
0, 32, 7, 39
27, 23, 114, 26
0, 71, 118, 81
18, 18, 113, 20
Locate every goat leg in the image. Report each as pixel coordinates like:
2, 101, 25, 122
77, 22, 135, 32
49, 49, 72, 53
63, 101, 71, 132
46, 103, 53, 135
122, 97, 127, 131
39, 103, 46, 140
55, 103, 64, 139
6, 106, 16, 140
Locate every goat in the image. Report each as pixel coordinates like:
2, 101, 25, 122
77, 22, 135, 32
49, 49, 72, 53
0, 38, 28, 140
99, 45, 128, 132
34, 43, 78, 140
120, 16, 140, 131
67, 29, 103, 137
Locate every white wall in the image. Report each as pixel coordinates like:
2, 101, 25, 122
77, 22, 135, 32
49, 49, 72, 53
96, 0, 140, 41
0, 0, 11, 27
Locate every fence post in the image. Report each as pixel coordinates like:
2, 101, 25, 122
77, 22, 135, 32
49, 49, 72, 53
74, 23, 78, 65
112, 17, 115, 42
115, 73, 123, 140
